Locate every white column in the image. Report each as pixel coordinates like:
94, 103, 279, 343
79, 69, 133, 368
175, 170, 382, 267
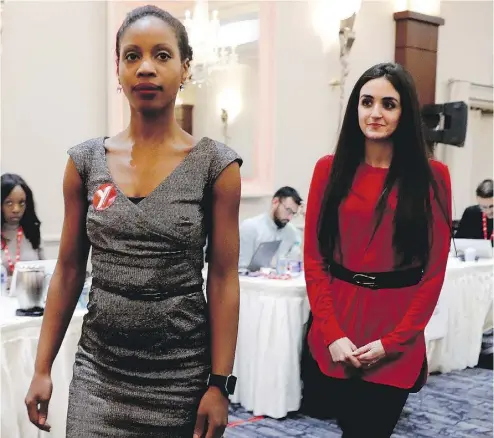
443, 80, 477, 219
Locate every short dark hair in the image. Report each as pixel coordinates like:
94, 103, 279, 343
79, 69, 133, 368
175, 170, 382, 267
115, 5, 193, 64
273, 186, 302, 205
476, 179, 493, 198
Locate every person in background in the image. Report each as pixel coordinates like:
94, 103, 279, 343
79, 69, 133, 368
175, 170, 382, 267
302, 62, 451, 437
455, 178, 493, 242
238, 186, 303, 269
25, 5, 241, 438
455, 179, 494, 370
1, 173, 44, 288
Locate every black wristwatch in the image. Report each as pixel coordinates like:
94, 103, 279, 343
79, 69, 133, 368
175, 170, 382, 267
206, 373, 237, 398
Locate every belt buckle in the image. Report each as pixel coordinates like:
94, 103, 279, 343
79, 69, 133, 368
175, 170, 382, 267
353, 273, 377, 289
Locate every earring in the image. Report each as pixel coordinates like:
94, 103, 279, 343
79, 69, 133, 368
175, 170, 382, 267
179, 83, 184, 91
117, 85, 122, 93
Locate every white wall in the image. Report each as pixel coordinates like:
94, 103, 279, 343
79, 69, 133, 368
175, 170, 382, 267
436, 0, 493, 100
273, 0, 396, 205
470, 112, 493, 197
1, 1, 108, 257
435, 0, 493, 217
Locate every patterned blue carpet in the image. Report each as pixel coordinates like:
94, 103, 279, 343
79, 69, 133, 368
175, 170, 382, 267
225, 369, 493, 437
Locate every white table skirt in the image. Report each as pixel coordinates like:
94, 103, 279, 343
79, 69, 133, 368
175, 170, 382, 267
1, 297, 85, 438
231, 275, 309, 419
426, 258, 493, 373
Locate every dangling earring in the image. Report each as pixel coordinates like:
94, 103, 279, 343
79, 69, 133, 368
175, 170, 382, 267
179, 83, 184, 91
117, 85, 122, 93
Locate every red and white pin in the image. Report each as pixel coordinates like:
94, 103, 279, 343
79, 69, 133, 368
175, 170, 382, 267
93, 183, 117, 211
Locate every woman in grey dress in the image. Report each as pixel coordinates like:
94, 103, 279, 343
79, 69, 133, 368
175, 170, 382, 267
25, 5, 242, 437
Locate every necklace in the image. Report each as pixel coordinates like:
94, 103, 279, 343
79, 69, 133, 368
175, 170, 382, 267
2, 227, 23, 274
482, 213, 493, 240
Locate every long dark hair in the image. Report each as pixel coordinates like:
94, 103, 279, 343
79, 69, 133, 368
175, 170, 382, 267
1, 173, 41, 250
318, 62, 446, 269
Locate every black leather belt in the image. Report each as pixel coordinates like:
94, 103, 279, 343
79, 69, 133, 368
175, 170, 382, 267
329, 261, 424, 290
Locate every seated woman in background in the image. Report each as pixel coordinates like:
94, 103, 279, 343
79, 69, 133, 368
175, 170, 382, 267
1, 173, 44, 287
455, 178, 493, 243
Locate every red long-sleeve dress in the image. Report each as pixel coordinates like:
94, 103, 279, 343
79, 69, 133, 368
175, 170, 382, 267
304, 155, 452, 389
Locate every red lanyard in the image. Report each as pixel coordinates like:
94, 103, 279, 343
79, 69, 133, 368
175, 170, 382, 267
2, 227, 23, 274
482, 213, 493, 240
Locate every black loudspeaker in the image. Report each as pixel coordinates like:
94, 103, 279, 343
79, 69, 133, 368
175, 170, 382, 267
421, 101, 468, 147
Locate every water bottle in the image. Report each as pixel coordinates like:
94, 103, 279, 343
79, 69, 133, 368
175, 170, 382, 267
1, 265, 8, 296
287, 242, 303, 275
277, 257, 289, 275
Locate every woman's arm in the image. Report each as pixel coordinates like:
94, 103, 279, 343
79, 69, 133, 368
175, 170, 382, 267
194, 162, 241, 438
206, 161, 241, 376
33, 158, 91, 375
304, 156, 346, 346
381, 163, 452, 355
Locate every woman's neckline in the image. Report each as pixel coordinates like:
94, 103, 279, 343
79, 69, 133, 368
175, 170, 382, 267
2, 222, 19, 232
362, 161, 390, 173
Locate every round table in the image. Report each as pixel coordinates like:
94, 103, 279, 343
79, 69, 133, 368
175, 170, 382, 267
1, 296, 86, 438
426, 258, 494, 373
231, 274, 309, 419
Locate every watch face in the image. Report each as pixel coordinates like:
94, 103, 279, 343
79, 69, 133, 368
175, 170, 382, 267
226, 375, 237, 394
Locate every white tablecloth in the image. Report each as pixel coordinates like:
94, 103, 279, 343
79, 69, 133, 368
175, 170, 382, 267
231, 275, 309, 419
1, 298, 85, 438
426, 258, 493, 373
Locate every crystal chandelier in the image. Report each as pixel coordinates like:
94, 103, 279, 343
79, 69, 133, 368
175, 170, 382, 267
183, 0, 238, 86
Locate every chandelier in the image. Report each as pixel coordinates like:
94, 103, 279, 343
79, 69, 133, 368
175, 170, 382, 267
183, 0, 238, 86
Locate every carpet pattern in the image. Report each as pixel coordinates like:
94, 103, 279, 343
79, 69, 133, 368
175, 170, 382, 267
225, 369, 493, 437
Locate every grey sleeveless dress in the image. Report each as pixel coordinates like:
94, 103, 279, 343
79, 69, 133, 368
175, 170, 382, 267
65, 137, 242, 437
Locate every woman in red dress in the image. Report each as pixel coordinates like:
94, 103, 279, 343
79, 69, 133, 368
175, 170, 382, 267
303, 62, 451, 437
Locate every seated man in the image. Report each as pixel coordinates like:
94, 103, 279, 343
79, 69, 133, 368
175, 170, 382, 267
239, 186, 303, 269
456, 179, 493, 242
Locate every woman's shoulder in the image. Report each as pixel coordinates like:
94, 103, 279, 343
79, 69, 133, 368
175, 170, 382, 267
197, 137, 242, 185
429, 159, 451, 193
67, 137, 104, 158
429, 158, 450, 179
67, 137, 105, 181
317, 154, 335, 165
313, 154, 335, 174
429, 159, 451, 205
199, 137, 242, 163
199, 137, 243, 168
